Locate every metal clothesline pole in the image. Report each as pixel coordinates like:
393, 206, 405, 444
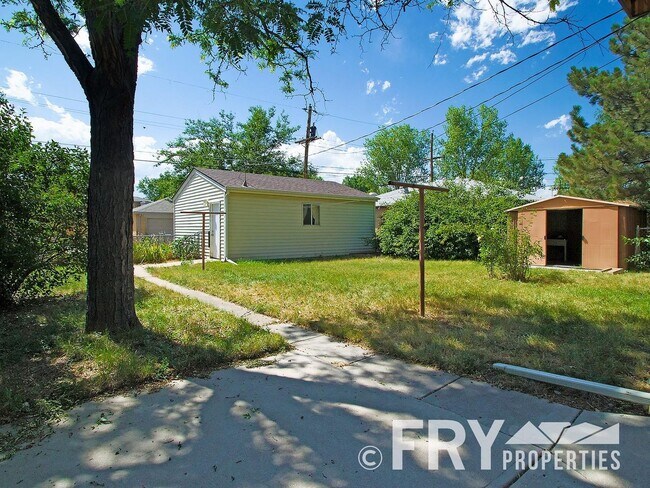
179, 210, 227, 270
388, 181, 449, 316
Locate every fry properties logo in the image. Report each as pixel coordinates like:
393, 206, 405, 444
384, 419, 621, 472
504, 421, 621, 471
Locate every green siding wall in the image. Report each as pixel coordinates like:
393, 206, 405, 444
227, 191, 375, 260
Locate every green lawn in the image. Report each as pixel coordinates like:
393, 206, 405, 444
151, 258, 650, 403
0, 278, 287, 457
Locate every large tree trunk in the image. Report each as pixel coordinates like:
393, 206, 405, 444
84, 30, 141, 333
85, 83, 139, 332
28, 1, 142, 333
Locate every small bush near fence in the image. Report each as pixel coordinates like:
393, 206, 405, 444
172, 235, 200, 262
624, 235, 650, 271
479, 225, 543, 281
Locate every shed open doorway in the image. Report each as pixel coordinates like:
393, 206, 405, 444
546, 209, 582, 266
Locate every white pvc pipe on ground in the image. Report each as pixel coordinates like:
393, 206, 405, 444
493, 363, 650, 409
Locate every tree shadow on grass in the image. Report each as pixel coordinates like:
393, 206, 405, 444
0, 285, 287, 439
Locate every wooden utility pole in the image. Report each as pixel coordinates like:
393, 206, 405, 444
388, 181, 449, 316
303, 104, 313, 178
429, 132, 434, 182
429, 132, 442, 182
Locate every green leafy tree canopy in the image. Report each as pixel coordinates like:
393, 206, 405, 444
138, 106, 309, 200
436, 104, 544, 192
344, 124, 430, 193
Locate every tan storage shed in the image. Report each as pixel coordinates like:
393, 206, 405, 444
506, 195, 646, 270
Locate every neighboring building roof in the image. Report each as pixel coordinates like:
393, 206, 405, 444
195, 168, 375, 200
506, 195, 643, 213
376, 187, 416, 207
134, 196, 150, 203
522, 187, 556, 201
133, 198, 174, 214
375, 178, 555, 208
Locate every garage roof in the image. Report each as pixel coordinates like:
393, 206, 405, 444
133, 198, 173, 214
196, 168, 375, 200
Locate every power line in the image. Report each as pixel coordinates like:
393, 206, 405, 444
311, 8, 625, 157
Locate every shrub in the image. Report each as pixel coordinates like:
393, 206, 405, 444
479, 225, 543, 281
1, 97, 88, 306
377, 183, 524, 260
624, 235, 650, 271
133, 237, 173, 264
172, 234, 200, 262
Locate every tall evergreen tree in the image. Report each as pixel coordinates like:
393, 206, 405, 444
556, 17, 649, 208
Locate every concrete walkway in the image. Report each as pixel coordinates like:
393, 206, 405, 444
1, 265, 647, 487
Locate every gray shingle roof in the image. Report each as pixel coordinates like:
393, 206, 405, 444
196, 168, 375, 199
133, 198, 173, 214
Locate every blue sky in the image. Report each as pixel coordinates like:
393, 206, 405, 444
0, 0, 625, 195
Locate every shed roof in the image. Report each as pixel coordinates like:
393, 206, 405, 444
133, 198, 173, 214
196, 168, 375, 199
506, 195, 642, 213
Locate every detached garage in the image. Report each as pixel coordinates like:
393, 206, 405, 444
174, 168, 377, 261
133, 198, 173, 236
507, 195, 646, 270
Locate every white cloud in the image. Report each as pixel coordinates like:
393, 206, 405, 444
464, 65, 488, 84
544, 114, 571, 131
433, 54, 448, 66
366, 79, 390, 94
30, 111, 90, 146
359, 61, 369, 74
428, 32, 439, 42
43, 98, 67, 115
2, 69, 37, 104
74, 27, 91, 54
465, 53, 487, 68
521, 29, 556, 46
133, 135, 171, 189
281, 130, 365, 183
138, 55, 155, 75
448, 0, 573, 50
490, 48, 516, 65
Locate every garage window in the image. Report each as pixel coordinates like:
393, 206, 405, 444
303, 204, 320, 226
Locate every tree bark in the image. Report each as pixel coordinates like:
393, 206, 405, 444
85, 79, 140, 332
83, 13, 141, 333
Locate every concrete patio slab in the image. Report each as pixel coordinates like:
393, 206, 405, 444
423, 377, 581, 439
2, 358, 531, 488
